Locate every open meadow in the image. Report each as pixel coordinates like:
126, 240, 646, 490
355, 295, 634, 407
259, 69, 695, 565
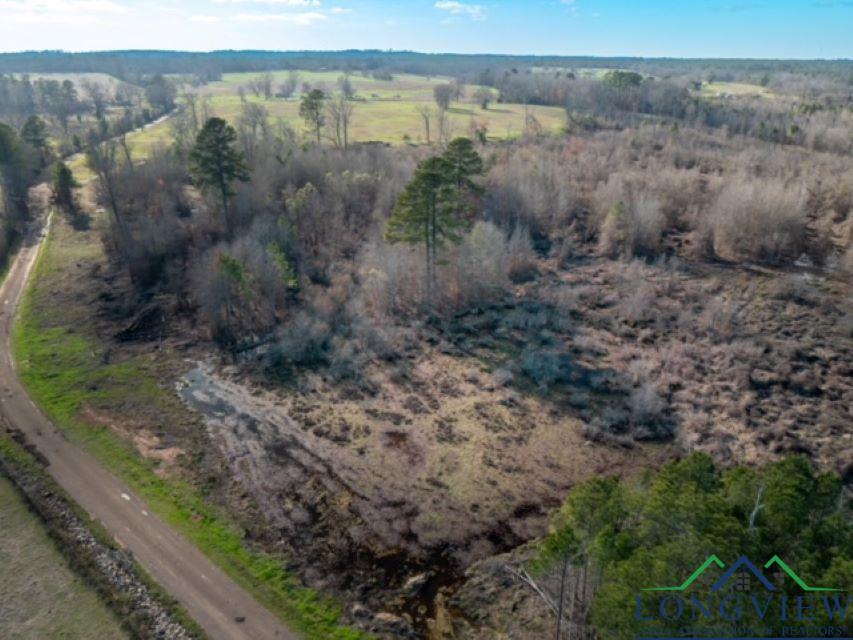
698, 80, 775, 98
185, 70, 565, 145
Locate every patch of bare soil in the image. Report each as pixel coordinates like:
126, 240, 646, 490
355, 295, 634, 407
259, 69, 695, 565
79, 406, 186, 477
178, 348, 671, 636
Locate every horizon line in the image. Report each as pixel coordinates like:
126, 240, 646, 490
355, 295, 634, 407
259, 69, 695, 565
0, 49, 851, 63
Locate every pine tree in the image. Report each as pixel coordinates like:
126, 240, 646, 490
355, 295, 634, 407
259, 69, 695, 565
52, 161, 79, 212
299, 89, 326, 145
20, 115, 50, 167
189, 117, 250, 235
442, 137, 484, 219
386, 156, 463, 309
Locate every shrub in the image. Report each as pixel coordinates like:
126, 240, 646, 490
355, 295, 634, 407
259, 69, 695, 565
520, 346, 572, 390
598, 198, 665, 258
705, 179, 808, 263
628, 382, 665, 426
505, 225, 538, 283
358, 221, 519, 318
268, 311, 331, 371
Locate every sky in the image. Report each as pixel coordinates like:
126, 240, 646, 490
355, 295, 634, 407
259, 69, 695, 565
0, 0, 851, 59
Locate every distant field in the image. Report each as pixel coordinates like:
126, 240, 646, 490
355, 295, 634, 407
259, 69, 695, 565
67, 69, 565, 180
698, 81, 774, 98
132, 71, 565, 149
67, 113, 173, 182
12, 72, 120, 89
0, 476, 127, 639
196, 70, 566, 144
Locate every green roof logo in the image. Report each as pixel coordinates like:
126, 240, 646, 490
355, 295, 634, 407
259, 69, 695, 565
642, 554, 840, 593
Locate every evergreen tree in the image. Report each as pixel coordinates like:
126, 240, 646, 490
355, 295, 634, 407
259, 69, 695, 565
20, 115, 50, 167
189, 117, 250, 235
386, 138, 483, 311
386, 156, 462, 308
0, 123, 17, 165
0, 123, 32, 212
299, 89, 326, 145
52, 161, 79, 212
442, 137, 484, 219
535, 453, 852, 640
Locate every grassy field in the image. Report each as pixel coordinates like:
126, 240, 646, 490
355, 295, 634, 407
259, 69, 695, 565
11, 214, 368, 640
120, 69, 566, 156
698, 81, 774, 98
0, 475, 128, 639
66, 114, 173, 183
203, 71, 565, 143
66, 69, 566, 181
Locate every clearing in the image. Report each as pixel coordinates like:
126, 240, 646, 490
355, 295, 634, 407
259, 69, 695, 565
131, 70, 566, 151
698, 81, 774, 98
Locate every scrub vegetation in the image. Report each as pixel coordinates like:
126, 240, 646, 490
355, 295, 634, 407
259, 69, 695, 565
1, 50, 851, 639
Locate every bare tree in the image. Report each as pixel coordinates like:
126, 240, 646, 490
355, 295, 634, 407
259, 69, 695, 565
237, 102, 270, 158
85, 138, 128, 246
452, 78, 466, 101
260, 73, 274, 100
118, 134, 134, 170
325, 94, 356, 149
81, 79, 109, 120
337, 74, 355, 99
279, 70, 301, 99
433, 83, 454, 110
182, 90, 200, 133
474, 86, 494, 110
435, 107, 452, 146
415, 104, 433, 144
247, 75, 264, 97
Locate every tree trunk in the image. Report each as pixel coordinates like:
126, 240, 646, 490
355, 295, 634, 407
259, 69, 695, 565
220, 179, 231, 237
424, 215, 432, 312
556, 556, 569, 640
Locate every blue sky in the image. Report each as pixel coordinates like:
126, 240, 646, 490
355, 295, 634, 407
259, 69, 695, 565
0, 1, 851, 58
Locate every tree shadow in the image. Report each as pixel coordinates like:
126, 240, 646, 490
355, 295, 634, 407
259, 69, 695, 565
66, 208, 91, 231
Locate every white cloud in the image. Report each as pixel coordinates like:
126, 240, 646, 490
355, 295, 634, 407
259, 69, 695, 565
559, 0, 580, 15
329, 6, 352, 14
0, 0, 131, 24
234, 11, 327, 24
190, 14, 222, 22
211, 0, 320, 5
434, 1, 486, 21
0, 0, 129, 12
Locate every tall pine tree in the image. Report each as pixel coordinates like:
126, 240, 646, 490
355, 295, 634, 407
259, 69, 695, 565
189, 117, 250, 235
385, 138, 483, 310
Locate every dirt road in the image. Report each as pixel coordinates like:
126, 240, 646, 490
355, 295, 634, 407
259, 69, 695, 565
0, 220, 298, 640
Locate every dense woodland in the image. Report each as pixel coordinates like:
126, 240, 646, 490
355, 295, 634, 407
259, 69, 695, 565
532, 454, 852, 640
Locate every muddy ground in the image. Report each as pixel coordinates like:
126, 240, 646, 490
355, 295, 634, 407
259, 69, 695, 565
172, 253, 850, 638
